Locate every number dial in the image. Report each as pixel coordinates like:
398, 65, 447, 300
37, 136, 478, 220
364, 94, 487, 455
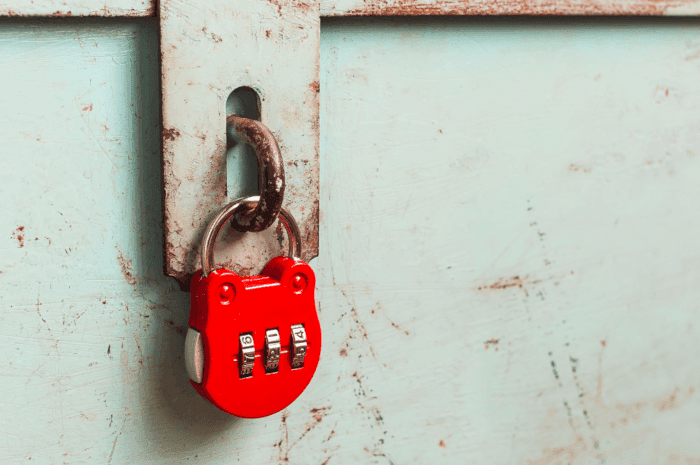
265, 329, 281, 373
290, 324, 308, 369
239, 334, 255, 378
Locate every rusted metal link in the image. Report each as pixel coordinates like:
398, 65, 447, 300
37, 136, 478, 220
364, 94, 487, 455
226, 115, 285, 232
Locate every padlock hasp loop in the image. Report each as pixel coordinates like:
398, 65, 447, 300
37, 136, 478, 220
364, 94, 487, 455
201, 196, 302, 277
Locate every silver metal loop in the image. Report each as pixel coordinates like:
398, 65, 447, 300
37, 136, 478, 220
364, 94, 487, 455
226, 115, 285, 233
201, 196, 302, 277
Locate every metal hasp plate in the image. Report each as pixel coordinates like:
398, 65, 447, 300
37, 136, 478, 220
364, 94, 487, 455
161, 0, 320, 289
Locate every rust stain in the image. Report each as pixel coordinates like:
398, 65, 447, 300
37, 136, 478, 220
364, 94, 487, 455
276, 407, 330, 462
352, 371, 367, 397
12, 226, 25, 248
478, 275, 528, 291
528, 435, 587, 465
0, 6, 145, 17
117, 250, 137, 285
390, 320, 409, 335
439, 440, 446, 448
339, 348, 347, 357
309, 81, 320, 93
36, 298, 45, 324
166, 321, 186, 337
656, 387, 680, 411
163, 201, 192, 291
339, 0, 692, 16
197, 141, 227, 209
528, 382, 699, 464
686, 50, 700, 61
0, 5, 157, 17
310, 406, 330, 423
351, 372, 386, 433
350, 305, 377, 361
275, 411, 289, 463
202, 27, 223, 43
93, 5, 157, 17
236, 267, 254, 277
264, 0, 315, 15
162, 128, 180, 141
301, 200, 320, 263
569, 163, 591, 173
528, 348, 700, 465
82, 104, 93, 111
376, 302, 410, 335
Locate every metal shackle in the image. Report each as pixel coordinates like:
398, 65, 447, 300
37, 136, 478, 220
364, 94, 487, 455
200, 196, 302, 277
226, 115, 285, 233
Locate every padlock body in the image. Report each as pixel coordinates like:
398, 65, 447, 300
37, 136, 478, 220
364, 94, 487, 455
188, 256, 321, 418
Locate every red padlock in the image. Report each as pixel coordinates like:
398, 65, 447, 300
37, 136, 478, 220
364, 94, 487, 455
184, 197, 321, 418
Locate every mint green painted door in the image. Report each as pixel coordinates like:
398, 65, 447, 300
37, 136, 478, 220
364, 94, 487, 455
2, 16, 700, 464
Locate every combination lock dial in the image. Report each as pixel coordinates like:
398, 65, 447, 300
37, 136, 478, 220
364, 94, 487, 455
184, 256, 322, 418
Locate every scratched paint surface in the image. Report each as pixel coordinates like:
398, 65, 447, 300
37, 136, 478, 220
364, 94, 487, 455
319, 18, 700, 463
0, 1, 155, 16
320, 0, 700, 16
1, 16, 700, 465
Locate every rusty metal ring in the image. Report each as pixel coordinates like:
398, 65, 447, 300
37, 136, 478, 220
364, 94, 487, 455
201, 196, 302, 277
226, 115, 285, 232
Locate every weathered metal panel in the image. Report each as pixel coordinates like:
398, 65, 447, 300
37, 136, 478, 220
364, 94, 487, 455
5, 0, 700, 19
6, 0, 700, 19
321, 0, 700, 16
2, 15, 700, 465
318, 17, 700, 463
0, 0, 155, 16
161, 0, 320, 289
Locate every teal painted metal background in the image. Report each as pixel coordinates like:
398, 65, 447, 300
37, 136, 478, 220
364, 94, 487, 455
1, 17, 700, 464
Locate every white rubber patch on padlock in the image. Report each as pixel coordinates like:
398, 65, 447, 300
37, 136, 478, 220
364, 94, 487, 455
185, 327, 205, 384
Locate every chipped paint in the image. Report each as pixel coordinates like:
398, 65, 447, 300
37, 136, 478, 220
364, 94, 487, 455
117, 250, 137, 285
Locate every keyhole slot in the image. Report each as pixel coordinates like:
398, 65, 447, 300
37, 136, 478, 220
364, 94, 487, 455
226, 87, 261, 201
